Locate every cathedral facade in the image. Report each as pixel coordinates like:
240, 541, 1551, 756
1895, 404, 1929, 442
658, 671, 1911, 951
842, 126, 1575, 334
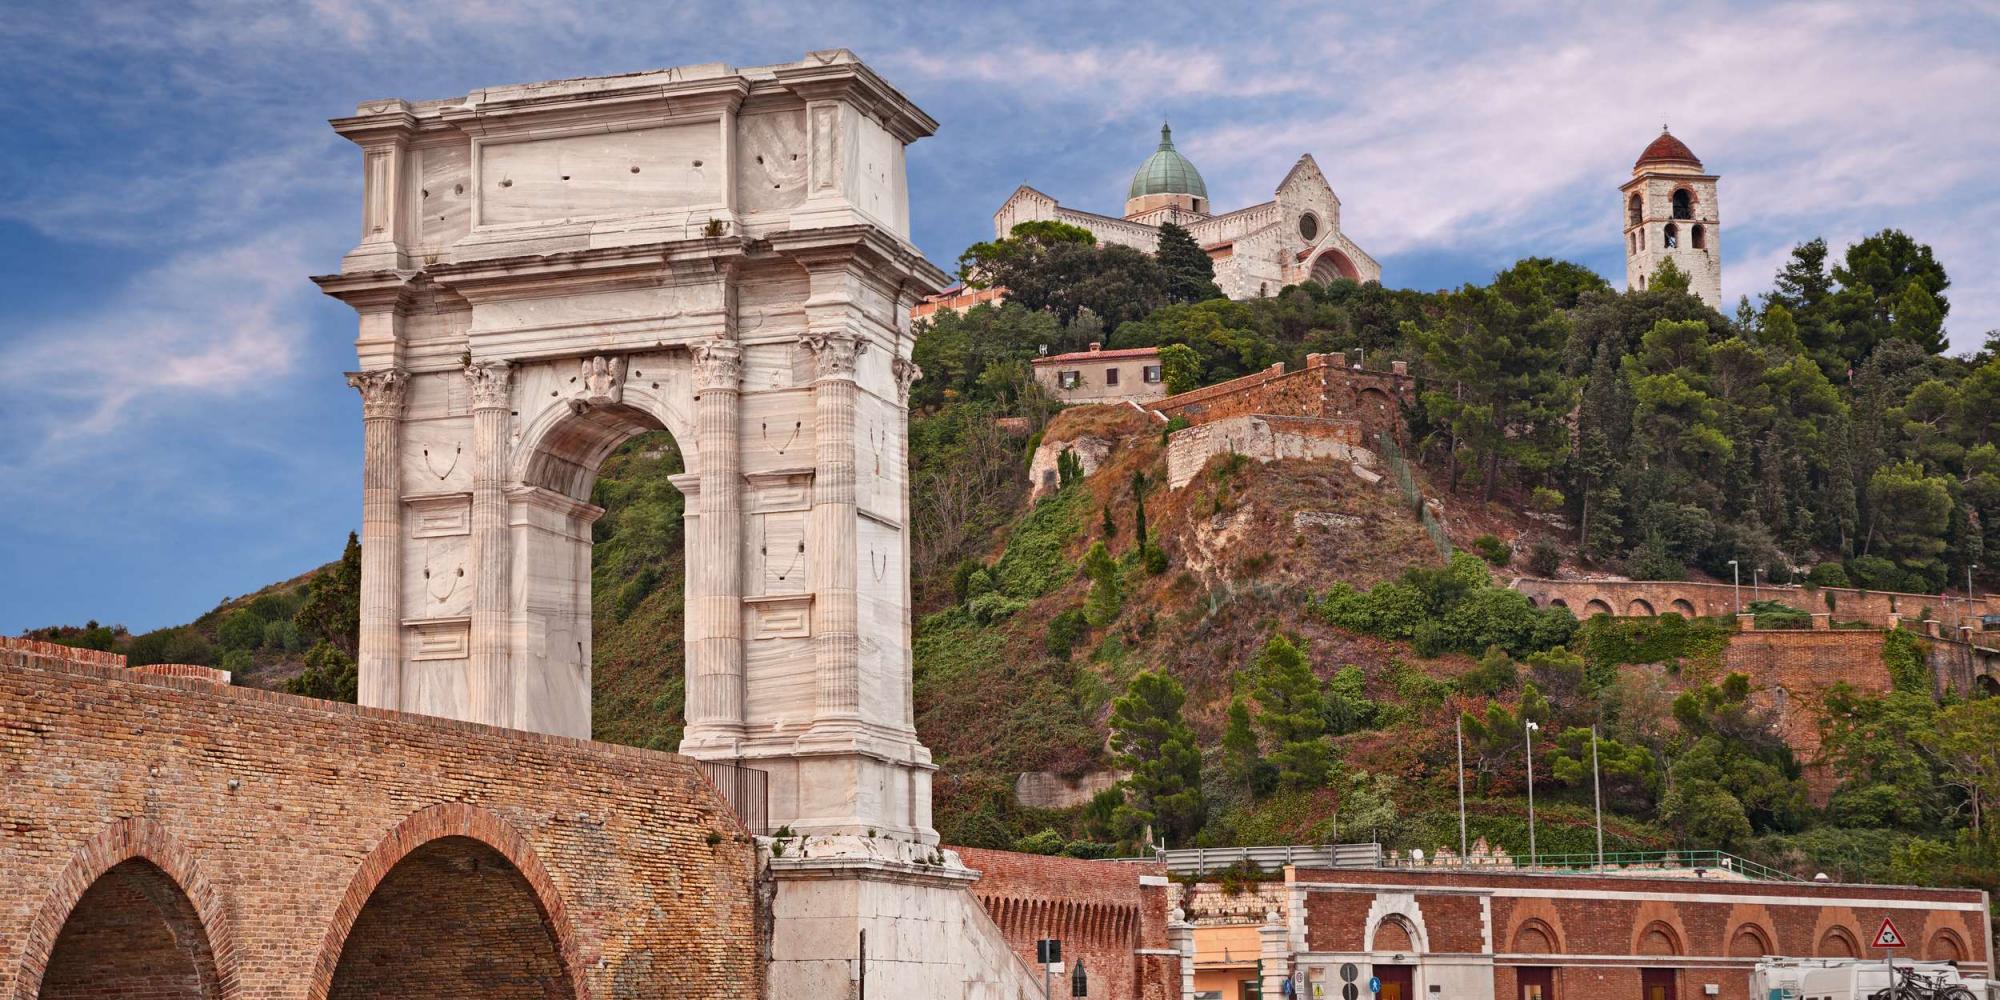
993, 123, 1380, 299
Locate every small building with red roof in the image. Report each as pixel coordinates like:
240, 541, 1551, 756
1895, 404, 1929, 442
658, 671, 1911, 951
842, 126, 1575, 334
1032, 342, 1168, 405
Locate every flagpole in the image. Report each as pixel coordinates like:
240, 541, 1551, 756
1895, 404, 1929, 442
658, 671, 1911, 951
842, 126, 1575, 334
1591, 725, 1604, 871
1456, 716, 1468, 861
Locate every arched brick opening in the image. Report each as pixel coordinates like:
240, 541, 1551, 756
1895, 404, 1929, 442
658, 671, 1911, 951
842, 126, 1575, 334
311, 804, 588, 1000
1818, 926, 1860, 958
1975, 675, 1999, 698
1670, 598, 1697, 617
1729, 922, 1774, 958
1927, 928, 1967, 963
1512, 918, 1560, 954
13, 817, 237, 1000
1628, 598, 1657, 616
1584, 598, 1614, 618
41, 858, 223, 1000
1636, 920, 1683, 956
1374, 915, 1417, 953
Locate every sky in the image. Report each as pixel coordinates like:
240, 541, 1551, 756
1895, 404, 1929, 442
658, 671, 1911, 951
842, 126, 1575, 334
3, 1, 1998, 635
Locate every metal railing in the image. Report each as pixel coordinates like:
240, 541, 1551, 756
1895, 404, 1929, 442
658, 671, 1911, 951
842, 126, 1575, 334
697, 760, 770, 836
1381, 848, 1800, 882
1114, 843, 1384, 875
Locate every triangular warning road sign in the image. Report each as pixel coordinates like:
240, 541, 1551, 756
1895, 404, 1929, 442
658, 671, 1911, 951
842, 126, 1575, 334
1872, 917, 1905, 949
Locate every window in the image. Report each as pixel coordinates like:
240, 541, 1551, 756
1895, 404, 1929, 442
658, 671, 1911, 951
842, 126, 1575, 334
1628, 192, 1643, 225
1105, 367, 1120, 386
1672, 188, 1693, 220
1299, 212, 1320, 242
1663, 223, 1678, 248
1143, 364, 1163, 384
1692, 224, 1706, 249
1058, 370, 1079, 389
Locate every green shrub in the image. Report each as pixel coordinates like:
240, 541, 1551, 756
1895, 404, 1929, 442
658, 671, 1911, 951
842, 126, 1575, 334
993, 486, 1086, 599
1082, 541, 1123, 627
1747, 599, 1810, 630
1806, 563, 1852, 588
967, 592, 1029, 624
1527, 539, 1562, 577
217, 610, 265, 651
1046, 607, 1089, 658
1143, 544, 1169, 576
1472, 534, 1510, 567
1881, 627, 1931, 693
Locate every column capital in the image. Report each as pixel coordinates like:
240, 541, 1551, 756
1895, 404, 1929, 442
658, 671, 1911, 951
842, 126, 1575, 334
345, 367, 410, 420
690, 337, 744, 393
463, 360, 513, 409
890, 355, 921, 404
800, 330, 866, 382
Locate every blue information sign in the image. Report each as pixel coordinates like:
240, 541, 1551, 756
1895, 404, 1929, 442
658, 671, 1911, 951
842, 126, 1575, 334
1369, 976, 1382, 994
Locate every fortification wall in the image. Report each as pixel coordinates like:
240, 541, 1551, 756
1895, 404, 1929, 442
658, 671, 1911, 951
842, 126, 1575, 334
954, 847, 1180, 1000
1152, 353, 1413, 447
0, 639, 760, 999
1514, 577, 1994, 627
1165, 412, 1368, 489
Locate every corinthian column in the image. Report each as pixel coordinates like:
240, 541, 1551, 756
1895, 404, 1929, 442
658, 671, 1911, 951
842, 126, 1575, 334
464, 360, 513, 729
804, 331, 864, 726
347, 368, 408, 711
686, 338, 744, 746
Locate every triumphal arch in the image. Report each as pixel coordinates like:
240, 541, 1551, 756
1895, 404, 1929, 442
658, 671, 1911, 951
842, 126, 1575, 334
315, 50, 946, 846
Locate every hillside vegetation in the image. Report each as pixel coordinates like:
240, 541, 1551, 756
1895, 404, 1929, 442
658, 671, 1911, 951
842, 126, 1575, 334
24, 222, 2000, 901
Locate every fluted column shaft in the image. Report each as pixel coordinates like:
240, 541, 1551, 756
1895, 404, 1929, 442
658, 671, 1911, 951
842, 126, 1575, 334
807, 332, 863, 724
466, 361, 513, 729
687, 340, 745, 741
348, 369, 408, 711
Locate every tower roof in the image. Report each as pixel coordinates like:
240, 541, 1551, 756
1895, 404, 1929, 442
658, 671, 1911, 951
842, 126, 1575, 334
1634, 128, 1703, 171
1128, 123, 1208, 200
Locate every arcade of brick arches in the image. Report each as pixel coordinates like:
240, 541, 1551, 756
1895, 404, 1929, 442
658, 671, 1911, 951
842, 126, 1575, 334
0, 53, 1992, 1000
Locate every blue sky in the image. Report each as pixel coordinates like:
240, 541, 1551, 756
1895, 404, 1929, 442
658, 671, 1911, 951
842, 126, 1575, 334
3, 1, 1998, 634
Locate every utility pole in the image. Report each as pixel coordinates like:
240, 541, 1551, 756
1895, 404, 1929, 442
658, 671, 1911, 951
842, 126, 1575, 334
1525, 720, 1540, 868
1457, 716, 1468, 861
1591, 725, 1604, 872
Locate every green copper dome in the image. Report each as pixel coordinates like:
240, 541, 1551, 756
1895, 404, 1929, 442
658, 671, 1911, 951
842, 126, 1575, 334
1128, 122, 1208, 200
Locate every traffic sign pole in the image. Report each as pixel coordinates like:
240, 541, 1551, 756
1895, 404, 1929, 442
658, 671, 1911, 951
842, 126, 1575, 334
1873, 917, 1905, 999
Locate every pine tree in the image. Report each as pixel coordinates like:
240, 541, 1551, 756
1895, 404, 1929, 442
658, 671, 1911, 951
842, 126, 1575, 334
1251, 633, 1331, 790
1223, 697, 1276, 797
1082, 541, 1123, 626
1156, 222, 1222, 304
293, 531, 362, 659
1109, 670, 1206, 846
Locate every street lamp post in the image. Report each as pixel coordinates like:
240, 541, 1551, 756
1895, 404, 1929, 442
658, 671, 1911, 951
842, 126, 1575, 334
1729, 560, 1741, 614
1752, 567, 1762, 605
1591, 725, 1604, 872
1525, 720, 1540, 868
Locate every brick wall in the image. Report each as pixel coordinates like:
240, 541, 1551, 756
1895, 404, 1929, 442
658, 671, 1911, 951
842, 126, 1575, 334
954, 847, 1180, 1000
1292, 867, 1991, 1000
1152, 354, 1413, 446
1721, 630, 1891, 777
0, 644, 760, 1000
1513, 578, 1993, 627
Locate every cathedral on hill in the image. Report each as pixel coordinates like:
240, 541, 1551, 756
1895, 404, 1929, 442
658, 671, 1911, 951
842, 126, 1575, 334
1622, 127, 1723, 308
993, 123, 1381, 299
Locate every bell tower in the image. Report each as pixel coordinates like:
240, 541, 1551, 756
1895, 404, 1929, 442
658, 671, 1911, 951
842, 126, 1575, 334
1622, 126, 1721, 308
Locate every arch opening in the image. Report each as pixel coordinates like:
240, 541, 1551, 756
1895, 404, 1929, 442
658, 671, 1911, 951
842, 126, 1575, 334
1548, 598, 1569, 609
1928, 928, 1966, 963
522, 401, 675, 502
1584, 598, 1614, 618
1310, 249, 1361, 285
1374, 915, 1417, 953
326, 835, 577, 1000
1637, 920, 1683, 956
1974, 675, 1998, 698
1670, 598, 1697, 617
1818, 927, 1860, 958
1663, 223, 1679, 249
1627, 598, 1657, 617
1512, 919, 1558, 954
1628, 193, 1643, 226
1692, 224, 1706, 250
41, 857, 223, 1000
1729, 923, 1774, 958
1672, 189, 1694, 220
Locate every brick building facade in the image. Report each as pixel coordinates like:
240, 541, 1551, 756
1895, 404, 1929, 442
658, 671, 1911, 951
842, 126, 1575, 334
956, 848, 1185, 1000
1189, 866, 1991, 1000
0, 638, 761, 1000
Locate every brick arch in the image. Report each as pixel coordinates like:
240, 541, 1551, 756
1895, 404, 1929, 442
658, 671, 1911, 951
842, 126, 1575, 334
1926, 927, 1967, 963
1627, 598, 1657, 616
13, 816, 240, 1000
1631, 901, 1689, 957
1584, 598, 1614, 617
307, 802, 590, 1000
1729, 922, 1775, 957
1670, 598, 1697, 617
1503, 898, 1568, 955
1818, 925, 1861, 958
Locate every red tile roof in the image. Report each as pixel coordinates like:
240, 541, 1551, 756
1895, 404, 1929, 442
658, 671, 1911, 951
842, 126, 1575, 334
1635, 131, 1703, 170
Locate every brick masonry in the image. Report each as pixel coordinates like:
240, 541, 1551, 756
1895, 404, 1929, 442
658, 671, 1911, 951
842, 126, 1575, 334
1290, 867, 1991, 1000
1512, 578, 1994, 629
954, 847, 1180, 1000
1151, 353, 1414, 446
0, 638, 760, 1000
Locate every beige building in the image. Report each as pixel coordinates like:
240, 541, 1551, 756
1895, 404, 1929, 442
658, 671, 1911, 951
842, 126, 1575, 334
1623, 128, 1722, 308
1033, 342, 1167, 404
996, 123, 1381, 299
